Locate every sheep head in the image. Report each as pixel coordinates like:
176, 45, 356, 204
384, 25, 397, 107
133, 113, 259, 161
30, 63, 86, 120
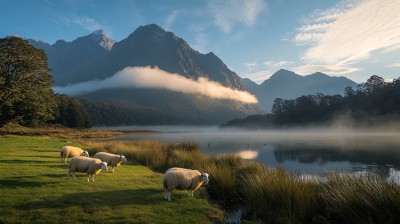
84, 151, 89, 157
120, 155, 127, 163
100, 162, 108, 171
201, 173, 209, 183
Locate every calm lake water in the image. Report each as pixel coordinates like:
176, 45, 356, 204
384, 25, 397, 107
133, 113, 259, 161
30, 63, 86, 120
97, 126, 400, 179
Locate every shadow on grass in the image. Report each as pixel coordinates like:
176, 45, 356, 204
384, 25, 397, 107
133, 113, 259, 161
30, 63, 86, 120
19, 155, 58, 159
0, 159, 49, 164
0, 179, 47, 188
18, 189, 164, 211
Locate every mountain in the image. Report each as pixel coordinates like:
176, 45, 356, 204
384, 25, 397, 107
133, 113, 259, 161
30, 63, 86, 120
30, 24, 262, 125
28, 30, 115, 85
243, 69, 358, 111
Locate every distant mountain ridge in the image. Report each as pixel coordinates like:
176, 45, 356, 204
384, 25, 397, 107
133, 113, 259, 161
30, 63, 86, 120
243, 69, 358, 112
29, 24, 261, 125
28, 30, 115, 85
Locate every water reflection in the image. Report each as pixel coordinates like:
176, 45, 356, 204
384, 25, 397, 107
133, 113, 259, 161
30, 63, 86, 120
103, 126, 400, 177
236, 150, 258, 160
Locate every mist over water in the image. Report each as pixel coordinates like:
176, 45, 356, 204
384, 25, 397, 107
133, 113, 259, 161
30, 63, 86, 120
98, 125, 400, 178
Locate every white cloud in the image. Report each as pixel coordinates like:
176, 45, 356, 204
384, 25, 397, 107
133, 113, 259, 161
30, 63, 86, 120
294, 0, 355, 45
264, 60, 294, 69
165, 10, 180, 30
387, 62, 400, 68
54, 66, 258, 104
241, 70, 272, 84
189, 25, 207, 53
72, 16, 104, 32
294, 64, 359, 75
244, 61, 258, 70
296, 0, 400, 75
208, 0, 265, 33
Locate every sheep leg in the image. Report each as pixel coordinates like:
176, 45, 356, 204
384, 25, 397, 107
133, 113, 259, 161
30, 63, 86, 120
112, 167, 115, 173
87, 174, 91, 182
190, 190, 194, 197
92, 174, 95, 182
164, 189, 168, 200
167, 191, 172, 201
188, 190, 191, 197
72, 172, 77, 180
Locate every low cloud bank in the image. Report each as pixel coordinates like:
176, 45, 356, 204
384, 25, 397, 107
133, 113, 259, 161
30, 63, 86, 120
53, 66, 258, 104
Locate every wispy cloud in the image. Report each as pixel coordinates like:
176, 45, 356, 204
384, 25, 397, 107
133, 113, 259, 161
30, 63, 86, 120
165, 10, 180, 30
295, 0, 400, 75
72, 16, 104, 32
294, 64, 359, 75
387, 62, 400, 68
54, 66, 258, 104
241, 70, 273, 84
189, 25, 207, 53
244, 61, 258, 70
264, 60, 294, 69
294, 2, 352, 45
208, 0, 265, 33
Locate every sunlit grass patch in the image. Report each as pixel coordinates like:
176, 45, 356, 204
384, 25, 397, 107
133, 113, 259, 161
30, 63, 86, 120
0, 136, 224, 223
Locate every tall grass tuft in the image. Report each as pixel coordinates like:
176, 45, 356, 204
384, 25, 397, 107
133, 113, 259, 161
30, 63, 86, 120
239, 166, 318, 223
320, 172, 400, 223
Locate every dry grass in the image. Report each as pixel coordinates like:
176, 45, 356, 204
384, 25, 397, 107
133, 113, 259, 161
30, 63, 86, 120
81, 139, 400, 223
0, 123, 124, 139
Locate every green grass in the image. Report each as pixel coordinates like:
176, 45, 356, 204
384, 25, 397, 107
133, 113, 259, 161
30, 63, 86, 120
0, 136, 223, 224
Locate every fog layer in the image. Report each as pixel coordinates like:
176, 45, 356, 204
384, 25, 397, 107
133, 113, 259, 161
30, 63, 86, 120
53, 66, 258, 104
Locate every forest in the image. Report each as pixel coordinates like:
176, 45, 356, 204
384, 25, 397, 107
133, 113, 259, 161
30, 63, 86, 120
221, 75, 400, 129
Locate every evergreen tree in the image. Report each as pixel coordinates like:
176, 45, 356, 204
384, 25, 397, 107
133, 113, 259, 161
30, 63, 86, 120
53, 94, 92, 128
0, 37, 56, 126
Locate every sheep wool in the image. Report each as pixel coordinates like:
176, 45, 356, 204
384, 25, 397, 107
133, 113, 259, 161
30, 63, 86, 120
60, 146, 89, 163
163, 167, 209, 201
94, 152, 127, 173
68, 156, 108, 182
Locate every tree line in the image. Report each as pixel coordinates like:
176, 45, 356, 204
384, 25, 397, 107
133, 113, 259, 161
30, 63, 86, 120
222, 75, 400, 129
0, 37, 91, 128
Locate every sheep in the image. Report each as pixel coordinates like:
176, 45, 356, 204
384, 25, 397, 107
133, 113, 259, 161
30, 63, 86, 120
67, 156, 108, 182
163, 167, 209, 201
60, 146, 89, 163
94, 152, 127, 173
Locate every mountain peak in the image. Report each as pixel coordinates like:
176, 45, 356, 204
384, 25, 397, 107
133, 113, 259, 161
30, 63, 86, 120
137, 24, 166, 33
270, 69, 298, 78
87, 29, 115, 50
128, 24, 172, 43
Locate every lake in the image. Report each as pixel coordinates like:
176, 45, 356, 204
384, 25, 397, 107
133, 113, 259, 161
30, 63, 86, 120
97, 126, 400, 179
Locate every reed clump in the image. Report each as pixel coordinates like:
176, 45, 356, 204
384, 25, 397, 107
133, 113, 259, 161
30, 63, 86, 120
82, 139, 400, 223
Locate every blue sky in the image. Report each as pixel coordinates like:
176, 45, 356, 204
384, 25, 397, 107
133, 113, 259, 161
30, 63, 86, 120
1, 0, 399, 84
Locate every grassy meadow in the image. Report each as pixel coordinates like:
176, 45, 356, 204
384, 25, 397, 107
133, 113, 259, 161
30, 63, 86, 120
2, 135, 400, 223
0, 136, 223, 224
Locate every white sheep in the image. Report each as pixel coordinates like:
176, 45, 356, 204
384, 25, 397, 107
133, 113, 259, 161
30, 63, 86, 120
60, 146, 89, 163
163, 167, 209, 201
67, 156, 108, 182
93, 152, 127, 173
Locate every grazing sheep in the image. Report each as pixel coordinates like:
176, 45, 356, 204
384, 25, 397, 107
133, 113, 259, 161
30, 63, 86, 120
68, 156, 108, 182
60, 146, 89, 163
94, 152, 127, 173
163, 167, 209, 201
